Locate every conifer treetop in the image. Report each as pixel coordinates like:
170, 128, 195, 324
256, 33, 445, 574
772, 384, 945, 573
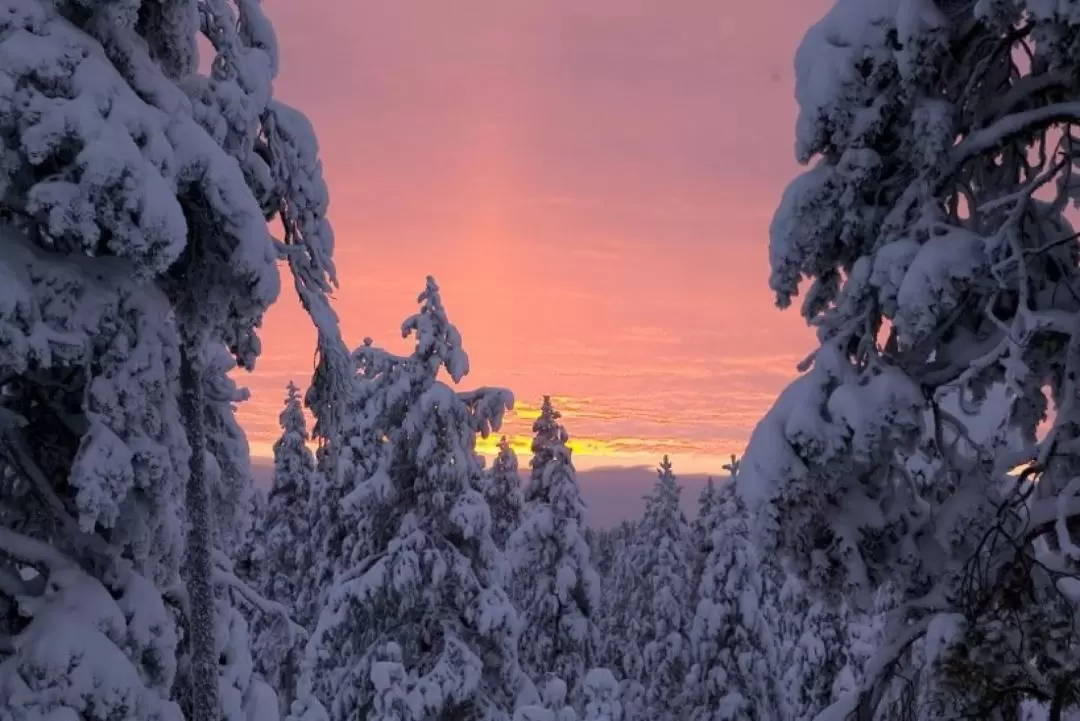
401, 275, 469, 383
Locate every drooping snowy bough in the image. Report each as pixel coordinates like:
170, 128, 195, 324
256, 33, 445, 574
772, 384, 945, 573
738, 0, 1080, 718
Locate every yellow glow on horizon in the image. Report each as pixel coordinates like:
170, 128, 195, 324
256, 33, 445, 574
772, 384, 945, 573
248, 434, 736, 476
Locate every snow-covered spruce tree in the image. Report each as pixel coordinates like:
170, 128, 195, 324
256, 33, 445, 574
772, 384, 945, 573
623, 457, 693, 721
508, 396, 602, 704
694, 477, 718, 554
297, 337, 396, 631
733, 0, 1080, 717
0, 0, 343, 718
594, 520, 639, 682
487, 436, 525, 550
260, 381, 316, 616
295, 277, 522, 721
245, 381, 317, 715
686, 478, 781, 721
767, 571, 848, 721
236, 486, 269, 586
581, 670, 624, 721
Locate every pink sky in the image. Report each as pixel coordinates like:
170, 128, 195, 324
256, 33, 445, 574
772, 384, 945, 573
239, 0, 831, 474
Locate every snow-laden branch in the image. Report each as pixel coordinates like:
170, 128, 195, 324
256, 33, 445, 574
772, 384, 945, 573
333, 552, 385, 587
163, 581, 192, 621
812, 613, 935, 721
2, 431, 121, 567
0, 562, 37, 599
1054, 477, 1080, 562
953, 102, 1080, 166
212, 561, 307, 644
0, 526, 75, 571
982, 70, 1072, 123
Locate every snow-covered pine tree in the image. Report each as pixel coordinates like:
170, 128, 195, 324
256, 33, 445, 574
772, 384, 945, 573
734, 0, 1080, 717
0, 0, 342, 718
766, 571, 847, 721
296, 277, 522, 721
581, 670, 624, 721
623, 457, 693, 721
686, 478, 781, 721
261, 382, 316, 616
594, 519, 639, 683
298, 337, 401, 631
508, 396, 602, 705
245, 381, 318, 715
487, 436, 525, 550
694, 477, 717, 553
236, 485, 269, 587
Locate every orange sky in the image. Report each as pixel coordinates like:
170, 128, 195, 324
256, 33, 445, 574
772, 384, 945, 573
238, 0, 831, 475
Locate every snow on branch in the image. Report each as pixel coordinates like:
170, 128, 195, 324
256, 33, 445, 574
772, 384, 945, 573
3, 431, 120, 566
0, 526, 76, 571
0, 562, 41, 599
212, 558, 307, 643
457, 387, 514, 438
813, 613, 935, 721
952, 102, 1080, 167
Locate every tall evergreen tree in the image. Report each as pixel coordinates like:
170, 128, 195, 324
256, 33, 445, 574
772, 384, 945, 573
685, 479, 780, 721
694, 478, 717, 551
262, 382, 317, 616
248, 381, 318, 715
738, 0, 1080, 716
626, 457, 694, 721
593, 519, 645, 720
299, 336, 403, 630
296, 277, 523, 721
691, 477, 719, 595
581, 670, 624, 721
0, 0, 339, 719
486, 436, 525, 550
508, 396, 601, 704
766, 571, 847, 721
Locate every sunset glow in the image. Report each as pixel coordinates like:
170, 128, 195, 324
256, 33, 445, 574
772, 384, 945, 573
237, 0, 831, 475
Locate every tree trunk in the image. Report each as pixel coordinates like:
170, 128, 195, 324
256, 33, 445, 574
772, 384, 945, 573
1049, 685, 1067, 721
280, 645, 297, 718
180, 346, 219, 721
